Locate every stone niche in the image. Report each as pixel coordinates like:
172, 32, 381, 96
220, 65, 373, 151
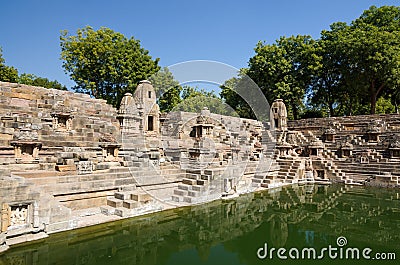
10, 141, 42, 162
388, 135, 400, 158
51, 112, 73, 132
277, 141, 292, 157
366, 120, 383, 142
339, 142, 353, 158
99, 143, 121, 162
323, 127, 336, 142
307, 141, 323, 157
270, 99, 287, 130
1, 202, 39, 232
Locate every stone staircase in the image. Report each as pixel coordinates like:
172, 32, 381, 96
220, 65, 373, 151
251, 128, 280, 188
319, 158, 359, 185
101, 188, 157, 217
261, 157, 302, 188
171, 168, 224, 204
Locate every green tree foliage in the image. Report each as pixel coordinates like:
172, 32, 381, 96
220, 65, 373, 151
148, 67, 182, 112
0, 47, 18, 82
309, 5, 400, 116
308, 23, 348, 117
60, 26, 160, 107
226, 5, 400, 120
176, 86, 237, 116
18, 73, 66, 90
220, 69, 256, 119
342, 6, 400, 114
247, 35, 318, 120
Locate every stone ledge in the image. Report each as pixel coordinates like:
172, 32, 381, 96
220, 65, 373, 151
5, 231, 48, 246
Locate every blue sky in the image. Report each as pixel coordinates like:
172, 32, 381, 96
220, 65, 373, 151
0, 0, 398, 90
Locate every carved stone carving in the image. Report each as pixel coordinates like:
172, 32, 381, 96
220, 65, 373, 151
9, 205, 28, 227
77, 161, 93, 175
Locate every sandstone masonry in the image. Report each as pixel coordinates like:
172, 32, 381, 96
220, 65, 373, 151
0, 81, 398, 252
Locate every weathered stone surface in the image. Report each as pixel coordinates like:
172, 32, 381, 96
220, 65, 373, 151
55, 164, 76, 172
131, 193, 152, 203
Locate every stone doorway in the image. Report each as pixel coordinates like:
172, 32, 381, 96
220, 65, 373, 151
148, 116, 154, 131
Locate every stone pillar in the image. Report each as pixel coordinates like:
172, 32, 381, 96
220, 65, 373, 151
66, 117, 72, 131
33, 146, 39, 159
1, 203, 9, 232
102, 148, 107, 158
14, 146, 21, 159
33, 202, 39, 228
52, 116, 58, 129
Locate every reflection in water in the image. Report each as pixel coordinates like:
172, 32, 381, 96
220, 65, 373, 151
0, 184, 399, 265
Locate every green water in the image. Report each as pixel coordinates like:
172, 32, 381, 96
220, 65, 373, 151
1, 184, 399, 265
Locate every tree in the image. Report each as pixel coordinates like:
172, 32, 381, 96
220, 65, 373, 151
339, 6, 400, 114
18, 73, 66, 90
148, 67, 182, 112
247, 35, 319, 119
177, 86, 236, 116
220, 68, 256, 119
60, 26, 160, 107
308, 23, 347, 117
0, 47, 18, 82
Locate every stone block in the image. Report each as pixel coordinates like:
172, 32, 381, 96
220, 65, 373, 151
6, 232, 48, 246
114, 208, 128, 217
45, 221, 75, 233
0, 133, 12, 140
171, 195, 180, 202
100, 206, 115, 216
60, 152, 74, 159
174, 189, 187, 196
55, 164, 76, 172
131, 192, 152, 203
39, 163, 55, 171
115, 178, 136, 186
107, 198, 123, 208
177, 184, 189, 190
65, 159, 75, 165
123, 200, 139, 209
196, 179, 206, 186
188, 190, 199, 197
182, 178, 197, 185
114, 192, 131, 200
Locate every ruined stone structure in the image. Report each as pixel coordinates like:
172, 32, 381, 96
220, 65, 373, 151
0, 82, 399, 252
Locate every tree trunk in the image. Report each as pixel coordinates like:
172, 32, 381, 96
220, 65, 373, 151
370, 80, 385, 115
291, 103, 298, 120
370, 95, 377, 114
328, 101, 334, 117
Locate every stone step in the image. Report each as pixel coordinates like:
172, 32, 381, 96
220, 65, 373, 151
114, 192, 132, 200
177, 184, 189, 191
107, 197, 123, 208
188, 190, 199, 197
182, 178, 197, 185
174, 189, 188, 196
131, 192, 152, 203
171, 195, 181, 202
123, 200, 139, 209
196, 179, 207, 186
114, 207, 128, 217
100, 205, 115, 215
